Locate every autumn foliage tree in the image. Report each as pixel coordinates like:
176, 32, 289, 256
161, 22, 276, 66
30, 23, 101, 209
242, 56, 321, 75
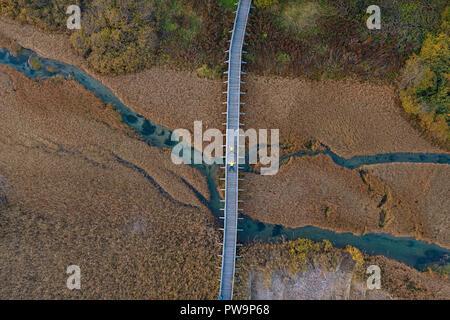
400, 7, 450, 147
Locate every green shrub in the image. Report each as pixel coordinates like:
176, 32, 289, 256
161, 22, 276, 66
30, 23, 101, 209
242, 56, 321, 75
254, 0, 279, 9
196, 64, 221, 79
278, 1, 325, 39
0, 0, 81, 30
441, 6, 450, 34
28, 54, 42, 70
1, 0, 232, 76
276, 52, 291, 65
72, 0, 204, 75
217, 0, 237, 9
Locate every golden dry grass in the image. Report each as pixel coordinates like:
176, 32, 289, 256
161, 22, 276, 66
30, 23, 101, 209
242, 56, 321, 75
2, 16, 444, 159
0, 65, 220, 299
2, 16, 447, 245
241, 155, 449, 247
0, 17, 448, 298
243, 74, 445, 158
367, 163, 450, 247
0, 16, 224, 133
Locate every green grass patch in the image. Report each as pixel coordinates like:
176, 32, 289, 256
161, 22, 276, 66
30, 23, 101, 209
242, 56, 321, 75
28, 54, 43, 71
278, 1, 334, 39
217, 0, 237, 9
196, 64, 222, 79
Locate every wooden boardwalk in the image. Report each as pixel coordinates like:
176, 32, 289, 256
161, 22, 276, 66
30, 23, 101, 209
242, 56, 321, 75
219, 0, 252, 301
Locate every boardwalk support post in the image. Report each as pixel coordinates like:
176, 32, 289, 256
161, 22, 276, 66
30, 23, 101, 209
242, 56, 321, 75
218, 0, 252, 301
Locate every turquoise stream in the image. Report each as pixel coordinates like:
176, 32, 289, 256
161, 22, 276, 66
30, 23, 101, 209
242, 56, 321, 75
1, 47, 449, 270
